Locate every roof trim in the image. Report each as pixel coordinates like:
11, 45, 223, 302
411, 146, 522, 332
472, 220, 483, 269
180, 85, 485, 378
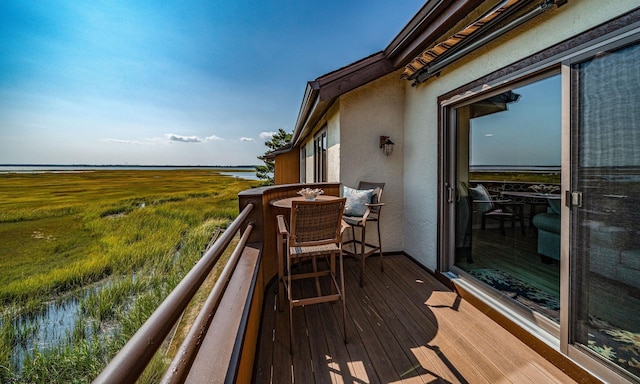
289, 0, 520, 149
385, 0, 486, 67
402, 0, 534, 80
291, 52, 393, 146
263, 143, 293, 160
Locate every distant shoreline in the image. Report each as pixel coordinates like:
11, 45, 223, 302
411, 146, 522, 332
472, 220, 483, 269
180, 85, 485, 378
0, 164, 261, 180
0, 164, 258, 168
471, 165, 561, 173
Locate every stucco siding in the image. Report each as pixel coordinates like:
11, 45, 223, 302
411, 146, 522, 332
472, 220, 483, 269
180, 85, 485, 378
303, 141, 312, 183
402, 0, 639, 270
340, 71, 405, 252
327, 104, 341, 183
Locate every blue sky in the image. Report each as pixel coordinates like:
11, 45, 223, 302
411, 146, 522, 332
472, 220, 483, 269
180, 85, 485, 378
471, 74, 561, 166
0, 1, 423, 166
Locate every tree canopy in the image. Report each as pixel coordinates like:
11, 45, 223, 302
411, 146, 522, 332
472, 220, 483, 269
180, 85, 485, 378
256, 128, 292, 184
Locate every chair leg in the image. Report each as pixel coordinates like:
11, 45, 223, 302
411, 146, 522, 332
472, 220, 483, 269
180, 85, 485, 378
377, 220, 383, 273
339, 250, 347, 344
360, 226, 366, 287
287, 256, 294, 354
351, 226, 357, 255
289, 301, 294, 355
330, 254, 336, 295
278, 279, 285, 313
312, 257, 321, 297
277, 236, 285, 312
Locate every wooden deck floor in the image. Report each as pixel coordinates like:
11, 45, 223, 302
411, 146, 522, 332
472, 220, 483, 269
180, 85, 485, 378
252, 254, 575, 384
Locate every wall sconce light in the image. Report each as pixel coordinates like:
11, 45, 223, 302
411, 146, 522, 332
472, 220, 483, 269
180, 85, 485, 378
379, 135, 395, 156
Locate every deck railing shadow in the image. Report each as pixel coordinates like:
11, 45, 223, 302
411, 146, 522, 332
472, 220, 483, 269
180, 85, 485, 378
349, 255, 469, 384
254, 251, 472, 384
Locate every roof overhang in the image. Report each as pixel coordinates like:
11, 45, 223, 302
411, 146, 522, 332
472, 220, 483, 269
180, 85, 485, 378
384, 0, 487, 67
291, 52, 394, 146
289, 0, 567, 149
403, 0, 567, 85
263, 143, 293, 161
290, 1, 489, 148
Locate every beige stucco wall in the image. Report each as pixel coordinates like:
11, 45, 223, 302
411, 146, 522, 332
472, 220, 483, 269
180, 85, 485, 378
339, 71, 406, 252
327, 104, 341, 183
402, 0, 639, 269
302, 140, 312, 183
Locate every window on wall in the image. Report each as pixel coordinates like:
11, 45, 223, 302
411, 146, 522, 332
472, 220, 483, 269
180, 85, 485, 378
300, 146, 306, 183
314, 128, 327, 182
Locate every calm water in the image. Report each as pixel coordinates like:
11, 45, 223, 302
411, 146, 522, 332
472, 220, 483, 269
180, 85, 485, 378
0, 165, 260, 180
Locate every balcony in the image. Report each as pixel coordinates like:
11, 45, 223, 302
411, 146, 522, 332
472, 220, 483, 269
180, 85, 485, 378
254, 254, 574, 383
94, 183, 577, 384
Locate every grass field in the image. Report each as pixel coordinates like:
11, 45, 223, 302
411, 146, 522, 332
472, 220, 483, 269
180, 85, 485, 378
0, 169, 260, 383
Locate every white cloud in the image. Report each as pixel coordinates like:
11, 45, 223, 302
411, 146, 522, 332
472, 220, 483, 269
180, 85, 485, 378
205, 135, 223, 141
166, 134, 202, 143
259, 131, 276, 140
240, 137, 254, 142
102, 138, 144, 144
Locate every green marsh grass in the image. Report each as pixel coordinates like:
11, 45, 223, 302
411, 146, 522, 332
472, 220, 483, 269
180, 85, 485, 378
470, 171, 561, 183
0, 169, 258, 383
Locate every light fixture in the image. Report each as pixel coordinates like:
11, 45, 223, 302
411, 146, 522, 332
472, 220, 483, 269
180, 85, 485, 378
379, 135, 394, 156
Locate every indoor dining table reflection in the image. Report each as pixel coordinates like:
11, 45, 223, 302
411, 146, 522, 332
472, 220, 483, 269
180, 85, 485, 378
500, 191, 561, 228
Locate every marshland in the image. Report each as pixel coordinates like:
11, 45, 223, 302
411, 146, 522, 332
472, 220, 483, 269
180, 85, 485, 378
0, 168, 259, 383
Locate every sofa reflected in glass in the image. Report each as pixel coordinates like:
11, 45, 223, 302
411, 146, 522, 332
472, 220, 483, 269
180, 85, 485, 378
532, 199, 561, 263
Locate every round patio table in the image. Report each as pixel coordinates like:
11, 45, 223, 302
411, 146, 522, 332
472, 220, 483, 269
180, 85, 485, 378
270, 194, 342, 209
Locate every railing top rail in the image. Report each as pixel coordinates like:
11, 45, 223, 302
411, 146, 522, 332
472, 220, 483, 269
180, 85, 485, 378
160, 221, 255, 384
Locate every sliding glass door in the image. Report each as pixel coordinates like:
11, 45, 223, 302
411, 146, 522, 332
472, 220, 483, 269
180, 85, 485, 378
569, 39, 640, 381
451, 73, 562, 323
443, 29, 640, 382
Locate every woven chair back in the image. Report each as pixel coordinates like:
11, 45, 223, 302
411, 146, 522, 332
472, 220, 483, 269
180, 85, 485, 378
290, 198, 346, 246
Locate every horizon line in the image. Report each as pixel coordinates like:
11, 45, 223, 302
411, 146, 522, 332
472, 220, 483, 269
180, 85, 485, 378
0, 163, 259, 168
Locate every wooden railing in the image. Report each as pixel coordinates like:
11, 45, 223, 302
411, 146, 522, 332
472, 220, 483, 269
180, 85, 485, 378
93, 203, 257, 383
93, 182, 340, 384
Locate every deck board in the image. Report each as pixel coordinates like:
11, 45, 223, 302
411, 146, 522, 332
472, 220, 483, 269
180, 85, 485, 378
252, 255, 576, 384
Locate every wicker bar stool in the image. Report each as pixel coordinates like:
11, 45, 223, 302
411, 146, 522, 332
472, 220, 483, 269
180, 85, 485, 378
276, 198, 348, 353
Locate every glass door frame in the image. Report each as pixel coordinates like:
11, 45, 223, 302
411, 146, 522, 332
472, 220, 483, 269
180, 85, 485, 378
562, 30, 640, 384
440, 69, 563, 339
438, 23, 640, 384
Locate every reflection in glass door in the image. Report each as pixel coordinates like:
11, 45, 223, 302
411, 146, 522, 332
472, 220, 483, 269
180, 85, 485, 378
570, 41, 640, 380
452, 74, 562, 323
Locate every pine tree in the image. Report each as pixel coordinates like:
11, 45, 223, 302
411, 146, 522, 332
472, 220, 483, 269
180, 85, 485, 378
256, 128, 292, 184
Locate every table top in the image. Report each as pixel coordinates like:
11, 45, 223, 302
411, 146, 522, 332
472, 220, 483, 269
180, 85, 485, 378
501, 191, 561, 200
270, 195, 342, 209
